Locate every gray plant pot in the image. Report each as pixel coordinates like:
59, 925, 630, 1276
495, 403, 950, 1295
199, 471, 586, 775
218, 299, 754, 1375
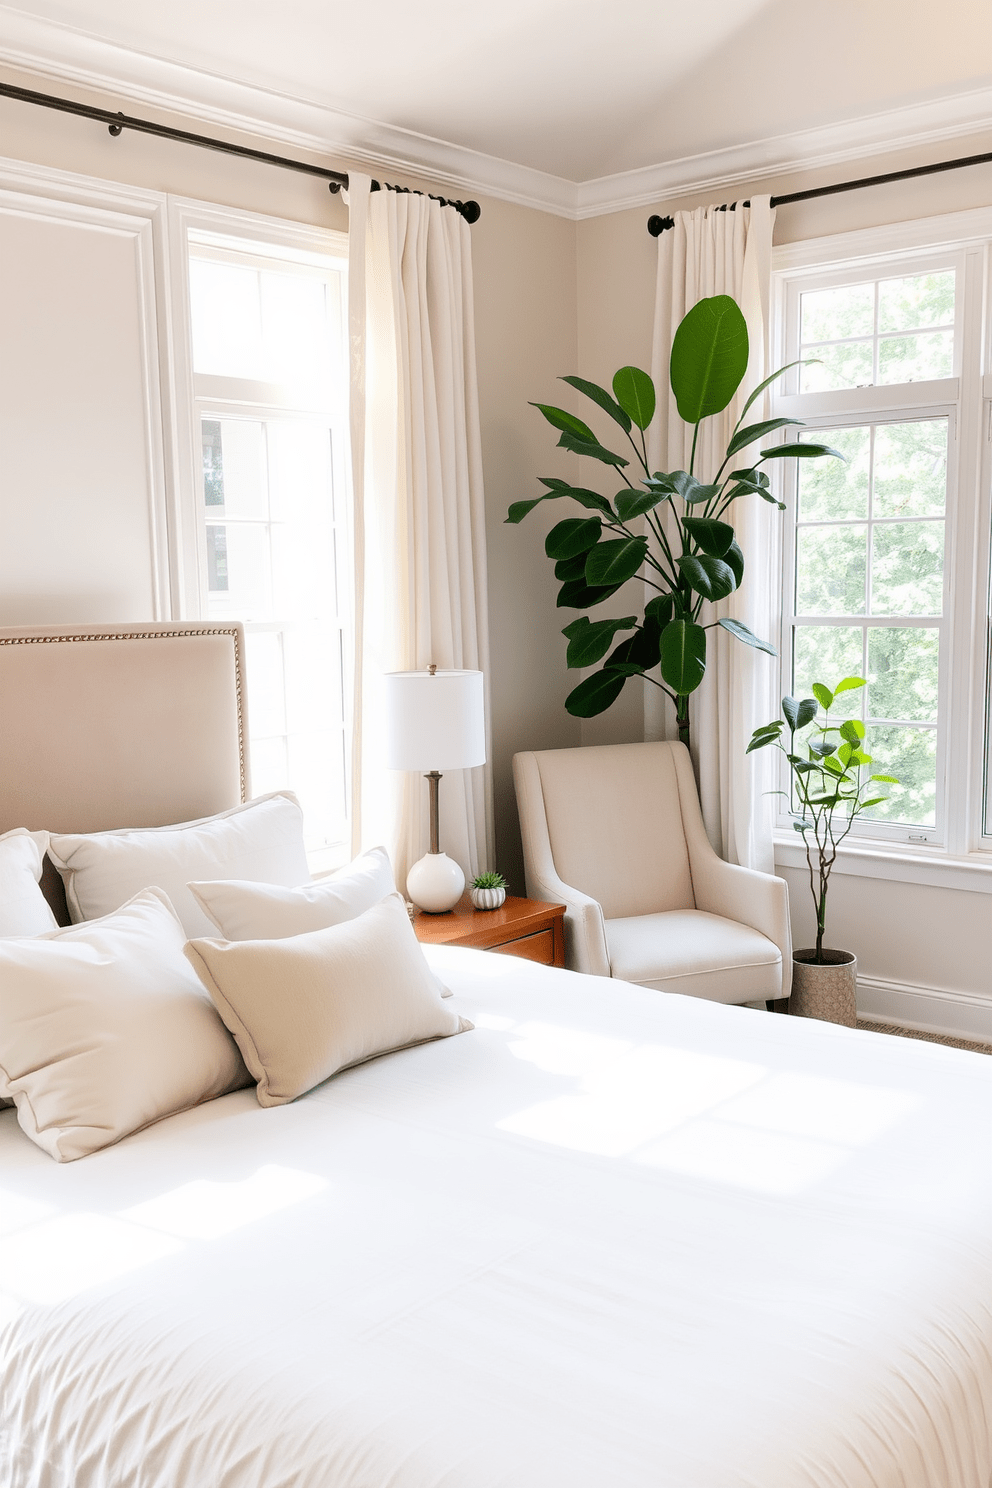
790, 949, 857, 1027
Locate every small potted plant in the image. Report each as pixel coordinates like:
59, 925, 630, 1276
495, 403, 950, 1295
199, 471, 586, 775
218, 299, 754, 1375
470, 871, 508, 911
747, 676, 899, 1026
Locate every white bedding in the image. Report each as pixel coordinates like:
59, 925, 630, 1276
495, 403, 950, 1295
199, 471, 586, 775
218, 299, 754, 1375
3, 946, 992, 1488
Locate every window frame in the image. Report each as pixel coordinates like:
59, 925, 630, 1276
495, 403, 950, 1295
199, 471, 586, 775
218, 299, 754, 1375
770, 211, 992, 892
166, 200, 353, 871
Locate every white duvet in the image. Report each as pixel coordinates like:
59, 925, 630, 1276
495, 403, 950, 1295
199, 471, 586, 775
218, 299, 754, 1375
3, 947, 992, 1488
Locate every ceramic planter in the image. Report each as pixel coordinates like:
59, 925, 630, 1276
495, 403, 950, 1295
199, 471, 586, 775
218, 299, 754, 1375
790, 949, 857, 1027
470, 885, 506, 911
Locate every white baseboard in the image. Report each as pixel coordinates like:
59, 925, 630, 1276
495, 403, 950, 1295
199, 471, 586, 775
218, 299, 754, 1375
856, 974, 992, 1044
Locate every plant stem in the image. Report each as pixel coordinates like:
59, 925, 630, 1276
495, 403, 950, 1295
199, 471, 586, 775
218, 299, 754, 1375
676, 694, 691, 751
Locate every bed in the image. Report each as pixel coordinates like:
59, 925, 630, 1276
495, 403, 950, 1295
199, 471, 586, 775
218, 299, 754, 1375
3, 624, 992, 1488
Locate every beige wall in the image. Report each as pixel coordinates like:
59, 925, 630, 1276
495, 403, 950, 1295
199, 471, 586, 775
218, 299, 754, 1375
574, 133, 992, 1033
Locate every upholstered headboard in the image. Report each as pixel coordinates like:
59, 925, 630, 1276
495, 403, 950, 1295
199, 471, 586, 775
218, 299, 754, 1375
0, 622, 250, 917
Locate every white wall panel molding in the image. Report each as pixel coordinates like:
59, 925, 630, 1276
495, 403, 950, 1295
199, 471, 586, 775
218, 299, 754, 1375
0, 165, 173, 624
857, 975, 992, 1044
3, 8, 991, 221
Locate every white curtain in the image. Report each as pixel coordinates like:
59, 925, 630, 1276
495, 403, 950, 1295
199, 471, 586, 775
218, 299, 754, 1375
347, 174, 493, 886
647, 198, 778, 872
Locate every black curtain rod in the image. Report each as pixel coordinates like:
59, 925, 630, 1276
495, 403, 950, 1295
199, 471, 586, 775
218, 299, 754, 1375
0, 80, 482, 223
646, 145, 992, 236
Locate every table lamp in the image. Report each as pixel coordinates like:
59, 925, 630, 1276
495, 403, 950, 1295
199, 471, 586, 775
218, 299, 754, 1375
385, 666, 486, 913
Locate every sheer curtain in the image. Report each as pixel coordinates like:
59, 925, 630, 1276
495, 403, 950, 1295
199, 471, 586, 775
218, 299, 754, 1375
647, 198, 778, 872
347, 173, 493, 885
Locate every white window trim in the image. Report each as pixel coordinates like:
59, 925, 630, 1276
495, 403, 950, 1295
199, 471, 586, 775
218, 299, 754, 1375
771, 206, 992, 892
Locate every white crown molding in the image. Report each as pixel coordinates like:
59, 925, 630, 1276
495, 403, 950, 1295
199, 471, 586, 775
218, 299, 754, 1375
0, 7, 577, 216
575, 87, 992, 219
2, 6, 991, 223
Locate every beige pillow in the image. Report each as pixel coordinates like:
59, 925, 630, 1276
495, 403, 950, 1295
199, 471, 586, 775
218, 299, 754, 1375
188, 846, 451, 998
189, 844, 397, 941
185, 893, 471, 1108
0, 889, 251, 1162
48, 791, 311, 939
0, 828, 58, 937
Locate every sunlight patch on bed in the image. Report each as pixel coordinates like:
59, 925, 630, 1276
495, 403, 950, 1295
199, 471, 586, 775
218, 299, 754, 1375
507, 1022, 636, 1078
0, 1213, 183, 1304
498, 1045, 765, 1157
119, 1165, 327, 1240
633, 1120, 848, 1192
0, 1186, 59, 1238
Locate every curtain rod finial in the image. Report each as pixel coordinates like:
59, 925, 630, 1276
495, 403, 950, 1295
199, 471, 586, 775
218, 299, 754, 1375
647, 214, 674, 237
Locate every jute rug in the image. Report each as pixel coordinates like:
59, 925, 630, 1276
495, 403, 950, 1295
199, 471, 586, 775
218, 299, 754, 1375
856, 1019, 992, 1056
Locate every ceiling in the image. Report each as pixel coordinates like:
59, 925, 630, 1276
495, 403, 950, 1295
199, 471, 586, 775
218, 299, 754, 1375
2, 0, 991, 207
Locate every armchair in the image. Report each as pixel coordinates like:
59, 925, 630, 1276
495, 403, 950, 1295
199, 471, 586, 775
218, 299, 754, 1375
512, 741, 791, 1004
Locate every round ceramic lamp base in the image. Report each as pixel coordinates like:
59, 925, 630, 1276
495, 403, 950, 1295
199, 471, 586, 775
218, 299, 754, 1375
407, 852, 465, 914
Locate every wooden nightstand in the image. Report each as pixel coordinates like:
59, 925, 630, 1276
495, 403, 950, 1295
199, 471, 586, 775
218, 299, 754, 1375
412, 894, 566, 967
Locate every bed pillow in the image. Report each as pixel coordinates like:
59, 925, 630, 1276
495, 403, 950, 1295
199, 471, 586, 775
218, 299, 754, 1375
188, 844, 396, 941
0, 828, 58, 937
188, 846, 452, 998
185, 892, 472, 1108
48, 792, 310, 938
0, 888, 252, 1162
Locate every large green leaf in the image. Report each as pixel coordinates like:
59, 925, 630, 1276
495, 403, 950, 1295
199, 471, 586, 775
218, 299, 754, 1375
545, 516, 602, 560
723, 539, 744, 587
560, 375, 632, 433
616, 488, 664, 521
612, 367, 656, 430
607, 618, 663, 672
759, 441, 845, 462
667, 470, 721, 505
659, 619, 707, 694
529, 402, 596, 442
670, 295, 749, 425
585, 536, 648, 586
736, 359, 805, 422
833, 675, 866, 695
812, 682, 834, 710
556, 578, 622, 609
718, 617, 776, 655
564, 669, 627, 718
556, 431, 629, 467
839, 718, 866, 743
677, 553, 736, 601
725, 417, 803, 458
561, 614, 637, 668
682, 516, 734, 557
506, 498, 543, 524
644, 594, 675, 628
553, 552, 588, 581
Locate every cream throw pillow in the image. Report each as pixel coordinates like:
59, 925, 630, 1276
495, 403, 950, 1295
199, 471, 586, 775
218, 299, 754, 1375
188, 847, 451, 998
48, 791, 311, 938
0, 889, 251, 1162
189, 844, 396, 941
0, 828, 58, 937
186, 893, 472, 1108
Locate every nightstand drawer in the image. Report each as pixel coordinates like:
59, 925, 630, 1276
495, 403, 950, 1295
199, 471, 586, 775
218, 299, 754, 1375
491, 928, 555, 966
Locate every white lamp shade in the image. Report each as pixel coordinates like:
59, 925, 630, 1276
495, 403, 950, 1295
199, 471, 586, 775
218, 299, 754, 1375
384, 669, 485, 772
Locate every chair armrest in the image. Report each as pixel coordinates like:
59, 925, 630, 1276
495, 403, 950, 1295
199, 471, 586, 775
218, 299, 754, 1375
692, 854, 793, 998
512, 751, 611, 977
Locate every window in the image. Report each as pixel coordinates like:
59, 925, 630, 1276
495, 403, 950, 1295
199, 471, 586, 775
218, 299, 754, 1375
184, 230, 351, 869
773, 230, 992, 867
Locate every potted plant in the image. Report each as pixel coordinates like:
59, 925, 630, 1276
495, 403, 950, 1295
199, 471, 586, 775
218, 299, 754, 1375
507, 295, 843, 752
470, 871, 508, 911
747, 677, 899, 1025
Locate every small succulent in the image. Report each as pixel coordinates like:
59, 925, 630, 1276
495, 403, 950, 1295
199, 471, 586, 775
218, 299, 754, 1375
471, 870, 507, 890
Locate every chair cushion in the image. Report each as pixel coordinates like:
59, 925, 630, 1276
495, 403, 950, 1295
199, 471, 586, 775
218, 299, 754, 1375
605, 910, 782, 1004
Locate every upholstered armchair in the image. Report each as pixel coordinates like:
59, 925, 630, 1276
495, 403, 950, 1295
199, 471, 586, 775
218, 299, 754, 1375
512, 741, 791, 1004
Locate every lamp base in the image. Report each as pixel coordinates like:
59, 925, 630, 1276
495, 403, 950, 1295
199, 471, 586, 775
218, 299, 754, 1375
406, 852, 465, 914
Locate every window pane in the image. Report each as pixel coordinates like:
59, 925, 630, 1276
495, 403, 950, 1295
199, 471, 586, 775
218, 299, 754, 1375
205, 525, 228, 592
793, 626, 864, 720
800, 283, 874, 343
800, 341, 873, 394
796, 526, 867, 614
877, 271, 954, 334
873, 421, 947, 519
862, 726, 937, 826
867, 627, 939, 722
202, 419, 267, 519
189, 259, 263, 379
870, 522, 944, 615
878, 330, 953, 384
244, 630, 287, 737
210, 522, 271, 618
798, 426, 869, 520
260, 273, 331, 389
